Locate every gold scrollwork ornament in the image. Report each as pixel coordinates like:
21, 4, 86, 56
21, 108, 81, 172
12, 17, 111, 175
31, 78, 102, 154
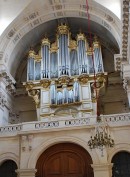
40, 79, 51, 88
78, 74, 89, 84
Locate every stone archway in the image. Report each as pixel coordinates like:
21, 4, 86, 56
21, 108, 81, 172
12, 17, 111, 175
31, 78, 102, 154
36, 143, 94, 177
0, 160, 17, 177
112, 151, 130, 177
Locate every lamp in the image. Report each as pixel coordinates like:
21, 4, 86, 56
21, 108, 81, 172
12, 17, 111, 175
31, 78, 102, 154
86, 0, 115, 155
88, 117, 114, 156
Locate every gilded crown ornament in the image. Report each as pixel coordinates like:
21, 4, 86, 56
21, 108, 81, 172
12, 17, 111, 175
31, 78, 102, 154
57, 24, 69, 35
35, 55, 42, 61
28, 49, 36, 58
93, 35, 100, 48
77, 32, 85, 41
87, 47, 93, 55
69, 39, 77, 50
41, 37, 50, 46
50, 42, 58, 53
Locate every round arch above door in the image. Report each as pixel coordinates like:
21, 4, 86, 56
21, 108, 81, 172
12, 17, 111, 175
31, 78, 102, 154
36, 143, 94, 177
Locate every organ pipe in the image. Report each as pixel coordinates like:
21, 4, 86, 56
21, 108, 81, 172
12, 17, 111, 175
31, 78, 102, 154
35, 61, 41, 80
77, 32, 87, 74
26, 24, 105, 106
41, 37, 50, 78
50, 82, 56, 104
93, 36, 104, 73
27, 50, 35, 81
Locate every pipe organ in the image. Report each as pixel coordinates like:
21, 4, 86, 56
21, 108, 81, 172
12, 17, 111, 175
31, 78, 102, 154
24, 24, 107, 120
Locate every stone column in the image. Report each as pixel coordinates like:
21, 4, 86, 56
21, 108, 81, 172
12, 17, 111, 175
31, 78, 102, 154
16, 169, 37, 177
91, 163, 113, 177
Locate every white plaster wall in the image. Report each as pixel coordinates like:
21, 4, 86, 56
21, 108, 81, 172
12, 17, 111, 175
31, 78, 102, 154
0, 123, 129, 175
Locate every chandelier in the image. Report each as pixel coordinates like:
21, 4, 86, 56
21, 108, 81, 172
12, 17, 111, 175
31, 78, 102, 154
88, 117, 114, 155
86, 0, 115, 155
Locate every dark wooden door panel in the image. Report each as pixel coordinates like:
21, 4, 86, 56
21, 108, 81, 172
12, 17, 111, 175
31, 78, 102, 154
36, 143, 94, 177
45, 153, 63, 176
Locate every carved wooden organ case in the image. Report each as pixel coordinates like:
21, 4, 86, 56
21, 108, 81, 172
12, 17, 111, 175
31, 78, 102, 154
24, 24, 107, 121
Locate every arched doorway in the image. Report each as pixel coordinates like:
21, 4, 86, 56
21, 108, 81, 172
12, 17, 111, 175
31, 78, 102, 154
112, 151, 130, 177
0, 160, 17, 177
36, 143, 94, 177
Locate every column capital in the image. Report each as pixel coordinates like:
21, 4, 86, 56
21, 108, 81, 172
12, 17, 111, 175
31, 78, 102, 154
16, 169, 37, 177
91, 163, 113, 177
91, 163, 113, 171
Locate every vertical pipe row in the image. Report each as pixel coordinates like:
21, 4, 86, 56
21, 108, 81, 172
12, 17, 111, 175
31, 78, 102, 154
27, 25, 105, 82
28, 57, 34, 81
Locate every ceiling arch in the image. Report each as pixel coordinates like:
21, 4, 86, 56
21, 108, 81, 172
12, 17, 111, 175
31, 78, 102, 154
0, 0, 121, 78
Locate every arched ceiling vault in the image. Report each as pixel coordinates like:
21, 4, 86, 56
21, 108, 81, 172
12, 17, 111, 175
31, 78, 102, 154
0, 0, 121, 79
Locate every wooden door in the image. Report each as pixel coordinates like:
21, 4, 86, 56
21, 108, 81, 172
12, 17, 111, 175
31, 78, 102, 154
36, 143, 94, 177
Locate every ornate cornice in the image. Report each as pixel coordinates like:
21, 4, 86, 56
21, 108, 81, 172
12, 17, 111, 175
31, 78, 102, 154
0, 70, 16, 94
0, 93, 6, 108
121, 0, 129, 61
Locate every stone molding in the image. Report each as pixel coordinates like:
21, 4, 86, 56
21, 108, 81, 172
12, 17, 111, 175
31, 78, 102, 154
121, 0, 130, 61
16, 169, 37, 177
0, 152, 19, 167
0, 113, 130, 136
91, 163, 113, 171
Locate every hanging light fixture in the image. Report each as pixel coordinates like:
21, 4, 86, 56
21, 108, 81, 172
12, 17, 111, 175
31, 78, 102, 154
85, 0, 115, 154
88, 119, 114, 156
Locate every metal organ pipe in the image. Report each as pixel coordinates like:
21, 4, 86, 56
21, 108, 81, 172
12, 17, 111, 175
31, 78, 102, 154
77, 33, 87, 74
41, 38, 50, 78
68, 90, 74, 103
93, 36, 104, 73
50, 52, 58, 78
28, 57, 34, 81
35, 61, 41, 80
57, 24, 69, 76
70, 50, 78, 76
63, 85, 68, 104
27, 50, 35, 81
73, 81, 80, 102
50, 82, 56, 104
41, 46, 45, 78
